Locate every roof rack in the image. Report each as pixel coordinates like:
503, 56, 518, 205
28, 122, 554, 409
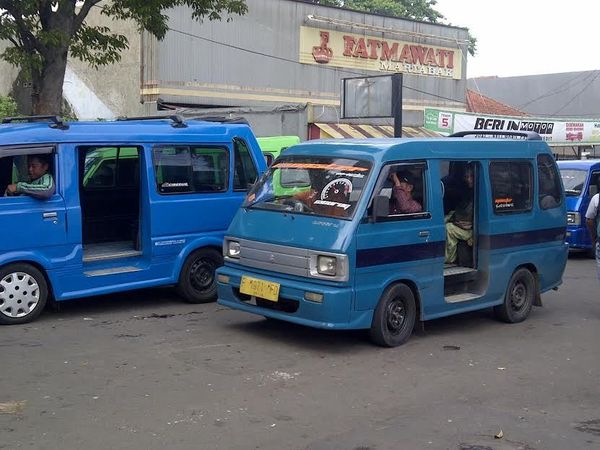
190, 116, 249, 125
1, 115, 69, 130
116, 115, 187, 128
449, 130, 542, 140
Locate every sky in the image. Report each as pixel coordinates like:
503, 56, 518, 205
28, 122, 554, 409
434, 0, 600, 79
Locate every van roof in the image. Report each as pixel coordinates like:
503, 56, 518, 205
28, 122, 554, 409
284, 137, 553, 162
556, 159, 600, 169
0, 118, 254, 146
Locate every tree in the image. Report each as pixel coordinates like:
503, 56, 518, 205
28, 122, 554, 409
309, 0, 477, 55
0, 1, 248, 115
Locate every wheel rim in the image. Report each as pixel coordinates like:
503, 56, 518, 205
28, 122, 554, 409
385, 298, 406, 335
0, 272, 40, 319
510, 279, 528, 311
189, 257, 216, 292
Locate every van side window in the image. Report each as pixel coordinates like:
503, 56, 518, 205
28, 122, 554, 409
489, 161, 533, 214
233, 138, 259, 191
373, 163, 427, 218
83, 147, 139, 189
537, 154, 562, 209
590, 171, 600, 197
153, 145, 228, 194
0, 148, 55, 199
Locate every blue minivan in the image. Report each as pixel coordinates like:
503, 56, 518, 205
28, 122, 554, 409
557, 159, 600, 254
0, 115, 266, 324
217, 131, 568, 347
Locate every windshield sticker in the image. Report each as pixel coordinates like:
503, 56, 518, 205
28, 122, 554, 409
322, 178, 352, 200
273, 162, 368, 172
314, 199, 351, 210
334, 171, 365, 178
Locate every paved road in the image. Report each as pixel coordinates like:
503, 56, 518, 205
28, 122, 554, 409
1, 255, 598, 450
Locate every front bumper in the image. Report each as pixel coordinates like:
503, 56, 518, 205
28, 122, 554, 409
565, 226, 592, 250
216, 265, 373, 330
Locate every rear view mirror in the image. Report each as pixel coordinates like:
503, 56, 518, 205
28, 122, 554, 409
372, 195, 389, 222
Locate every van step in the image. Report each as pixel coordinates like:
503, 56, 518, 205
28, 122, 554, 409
84, 266, 142, 277
83, 242, 141, 263
444, 265, 477, 277
445, 292, 481, 303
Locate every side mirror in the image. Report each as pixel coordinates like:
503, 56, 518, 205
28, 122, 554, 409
372, 195, 389, 222
589, 185, 598, 197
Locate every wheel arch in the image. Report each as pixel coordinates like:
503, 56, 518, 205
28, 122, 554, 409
382, 278, 423, 321
0, 259, 54, 300
513, 263, 541, 307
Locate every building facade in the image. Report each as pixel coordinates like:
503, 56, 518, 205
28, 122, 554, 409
142, 0, 470, 138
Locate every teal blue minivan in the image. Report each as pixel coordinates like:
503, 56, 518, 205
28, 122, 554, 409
217, 131, 568, 347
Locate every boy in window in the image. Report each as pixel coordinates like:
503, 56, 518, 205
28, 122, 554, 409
389, 171, 422, 214
5, 154, 55, 200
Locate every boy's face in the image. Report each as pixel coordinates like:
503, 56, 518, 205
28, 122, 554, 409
28, 157, 48, 180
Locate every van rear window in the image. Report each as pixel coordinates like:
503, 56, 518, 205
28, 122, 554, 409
490, 161, 533, 213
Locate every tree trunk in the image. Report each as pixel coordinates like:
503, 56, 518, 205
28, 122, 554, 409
31, 46, 69, 116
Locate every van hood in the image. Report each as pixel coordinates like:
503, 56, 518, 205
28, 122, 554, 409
228, 208, 356, 253
565, 196, 582, 213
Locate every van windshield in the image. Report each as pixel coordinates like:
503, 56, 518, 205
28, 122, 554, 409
243, 156, 371, 219
560, 169, 587, 196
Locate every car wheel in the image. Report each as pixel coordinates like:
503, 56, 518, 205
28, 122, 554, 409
494, 267, 535, 323
0, 263, 48, 325
176, 248, 223, 303
370, 283, 416, 347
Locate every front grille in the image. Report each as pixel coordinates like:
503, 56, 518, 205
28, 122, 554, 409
229, 238, 311, 278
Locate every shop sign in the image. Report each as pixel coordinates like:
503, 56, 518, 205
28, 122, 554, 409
299, 26, 462, 80
424, 108, 600, 145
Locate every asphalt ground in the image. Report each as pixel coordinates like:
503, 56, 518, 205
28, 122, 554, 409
1, 254, 598, 450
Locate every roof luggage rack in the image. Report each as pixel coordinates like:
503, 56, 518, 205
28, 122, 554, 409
116, 115, 187, 128
1, 115, 69, 130
449, 130, 542, 140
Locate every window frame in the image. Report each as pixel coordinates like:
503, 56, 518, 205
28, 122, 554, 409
152, 144, 230, 196
0, 145, 58, 200
369, 161, 431, 222
537, 154, 563, 210
489, 159, 534, 215
232, 138, 259, 192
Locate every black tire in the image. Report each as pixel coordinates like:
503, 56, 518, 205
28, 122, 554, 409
370, 283, 417, 347
176, 248, 223, 304
0, 263, 48, 325
494, 268, 535, 323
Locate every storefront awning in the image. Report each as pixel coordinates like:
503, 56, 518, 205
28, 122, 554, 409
310, 123, 442, 140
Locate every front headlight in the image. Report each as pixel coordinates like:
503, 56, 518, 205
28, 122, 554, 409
567, 212, 580, 225
317, 255, 337, 276
309, 252, 348, 281
226, 240, 241, 258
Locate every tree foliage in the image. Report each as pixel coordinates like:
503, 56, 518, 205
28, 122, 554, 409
0, 95, 18, 118
310, 0, 476, 55
0, 0, 248, 114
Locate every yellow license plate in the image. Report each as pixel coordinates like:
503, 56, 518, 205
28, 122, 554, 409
240, 276, 280, 302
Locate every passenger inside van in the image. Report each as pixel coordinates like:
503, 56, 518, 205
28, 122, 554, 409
4, 154, 55, 200
445, 164, 474, 264
389, 171, 422, 214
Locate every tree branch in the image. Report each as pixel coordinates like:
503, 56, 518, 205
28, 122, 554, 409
73, 0, 104, 32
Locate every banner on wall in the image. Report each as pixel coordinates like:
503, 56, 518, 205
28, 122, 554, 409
424, 108, 600, 146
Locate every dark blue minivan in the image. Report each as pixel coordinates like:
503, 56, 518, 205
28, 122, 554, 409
557, 159, 600, 254
0, 115, 266, 324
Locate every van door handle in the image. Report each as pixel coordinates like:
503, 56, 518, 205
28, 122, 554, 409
418, 230, 430, 238
43, 211, 58, 219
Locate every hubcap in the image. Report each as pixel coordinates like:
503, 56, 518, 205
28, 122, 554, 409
189, 258, 216, 292
0, 272, 40, 318
386, 299, 406, 335
510, 280, 527, 311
